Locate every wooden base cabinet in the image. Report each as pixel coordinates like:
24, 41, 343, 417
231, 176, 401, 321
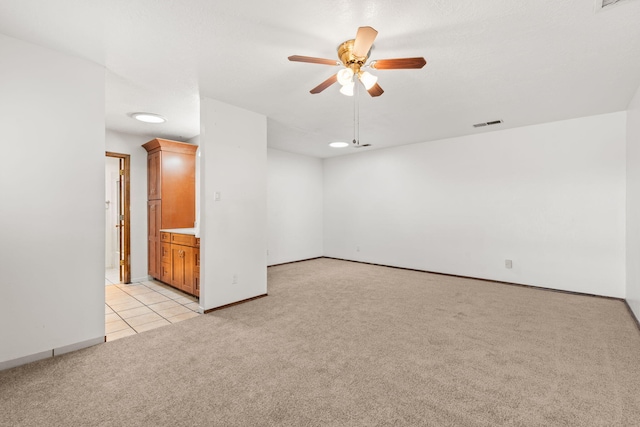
159, 232, 200, 297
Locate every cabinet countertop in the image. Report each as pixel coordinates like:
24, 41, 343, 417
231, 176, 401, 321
160, 228, 198, 236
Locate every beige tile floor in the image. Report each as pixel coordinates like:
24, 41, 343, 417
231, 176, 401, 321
105, 280, 200, 341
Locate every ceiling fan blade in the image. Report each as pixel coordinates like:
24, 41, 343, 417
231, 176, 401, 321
352, 26, 378, 58
371, 57, 427, 70
288, 55, 338, 66
367, 82, 384, 97
310, 74, 338, 94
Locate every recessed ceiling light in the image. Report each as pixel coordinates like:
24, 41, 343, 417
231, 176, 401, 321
131, 112, 166, 124
329, 141, 349, 148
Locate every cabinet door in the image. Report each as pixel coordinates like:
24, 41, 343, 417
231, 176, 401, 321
160, 243, 172, 283
160, 243, 171, 264
193, 248, 200, 297
160, 151, 195, 229
147, 151, 161, 200
148, 200, 162, 278
161, 262, 172, 284
171, 244, 195, 294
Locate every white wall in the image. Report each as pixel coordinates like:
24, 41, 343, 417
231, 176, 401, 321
627, 85, 640, 321
0, 34, 105, 367
267, 149, 323, 266
324, 113, 626, 298
105, 130, 150, 282
199, 98, 267, 310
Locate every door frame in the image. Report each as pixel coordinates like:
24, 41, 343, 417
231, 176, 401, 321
106, 151, 131, 284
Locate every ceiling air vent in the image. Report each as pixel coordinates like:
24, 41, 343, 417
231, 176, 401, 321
596, 0, 634, 11
473, 119, 503, 128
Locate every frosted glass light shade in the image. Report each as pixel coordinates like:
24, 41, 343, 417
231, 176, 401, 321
359, 71, 378, 90
329, 141, 349, 148
340, 81, 355, 96
337, 68, 354, 86
131, 112, 166, 123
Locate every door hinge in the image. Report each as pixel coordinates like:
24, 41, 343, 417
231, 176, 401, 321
119, 214, 125, 221
119, 169, 124, 176
120, 260, 125, 266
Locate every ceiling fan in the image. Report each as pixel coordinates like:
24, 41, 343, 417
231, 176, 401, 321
288, 26, 427, 97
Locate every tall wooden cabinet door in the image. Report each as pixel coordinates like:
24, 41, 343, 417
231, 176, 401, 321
148, 200, 162, 277
147, 151, 161, 200
182, 246, 195, 295
171, 245, 195, 294
193, 248, 200, 297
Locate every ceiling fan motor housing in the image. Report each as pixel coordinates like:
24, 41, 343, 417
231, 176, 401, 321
338, 39, 369, 73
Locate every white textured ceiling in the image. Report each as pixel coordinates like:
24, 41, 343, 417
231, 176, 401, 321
1, 0, 640, 157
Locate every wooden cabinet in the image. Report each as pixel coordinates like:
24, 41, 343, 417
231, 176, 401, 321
159, 232, 200, 297
143, 138, 198, 290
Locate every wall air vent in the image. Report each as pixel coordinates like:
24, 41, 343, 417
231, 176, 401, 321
473, 119, 503, 128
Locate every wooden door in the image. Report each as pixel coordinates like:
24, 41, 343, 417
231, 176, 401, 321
148, 200, 162, 277
106, 151, 131, 284
116, 157, 125, 282
147, 151, 161, 200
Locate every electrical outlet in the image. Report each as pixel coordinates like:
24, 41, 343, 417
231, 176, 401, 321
505, 259, 513, 269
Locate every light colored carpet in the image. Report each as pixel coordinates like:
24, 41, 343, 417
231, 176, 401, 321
2, 258, 640, 426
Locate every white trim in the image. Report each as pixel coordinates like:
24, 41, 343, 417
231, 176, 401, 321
1, 336, 104, 371
53, 336, 104, 356
0, 350, 52, 371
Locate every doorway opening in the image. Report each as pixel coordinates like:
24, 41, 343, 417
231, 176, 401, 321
105, 151, 131, 284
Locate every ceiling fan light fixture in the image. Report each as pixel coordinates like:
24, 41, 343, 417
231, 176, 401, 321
131, 112, 166, 124
340, 81, 355, 96
359, 71, 378, 90
337, 68, 354, 86
329, 141, 349, 148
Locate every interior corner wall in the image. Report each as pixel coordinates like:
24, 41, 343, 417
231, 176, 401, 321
105, 130, 151, 282
324, 113, 626, 298
626, 84, 640, 322
199, 98, 267, 311
0, 34, 105, 366
267, 148, 323, 266
186, 135, 201, 234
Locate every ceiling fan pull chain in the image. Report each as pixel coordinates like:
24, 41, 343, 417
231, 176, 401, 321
353, 79, 360, 145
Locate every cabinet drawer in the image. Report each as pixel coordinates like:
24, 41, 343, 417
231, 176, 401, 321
161, 243, 171, 264
171, 233, 197, 247
160, 232, 171, 242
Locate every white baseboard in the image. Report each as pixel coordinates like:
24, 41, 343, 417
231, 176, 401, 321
1, 336, 104, 371
0, 350, 52, 371
53, 336, 103, 356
